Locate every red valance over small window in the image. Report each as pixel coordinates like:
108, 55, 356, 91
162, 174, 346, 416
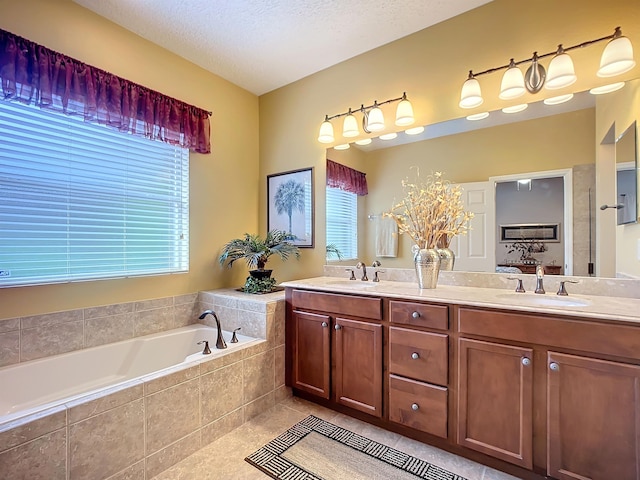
326, 159, 368, 196
0, 28, 211, 154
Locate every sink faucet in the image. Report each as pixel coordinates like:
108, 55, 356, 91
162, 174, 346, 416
535, 265, 545, 294
355, 261, 368, 281
198, 310, 227, 349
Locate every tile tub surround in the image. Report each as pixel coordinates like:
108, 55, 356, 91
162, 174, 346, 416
0, 293, 200, 369
0, 289, 287, 479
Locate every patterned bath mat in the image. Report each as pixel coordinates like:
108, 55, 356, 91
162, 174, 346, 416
245, 415, 468, 480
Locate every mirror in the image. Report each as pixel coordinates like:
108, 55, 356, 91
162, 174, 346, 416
327, 78, 640, 279
615, 121, 638, 225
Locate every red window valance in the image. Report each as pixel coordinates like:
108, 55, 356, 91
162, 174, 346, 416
0, 28, 211, 154
326, 159, 368, 196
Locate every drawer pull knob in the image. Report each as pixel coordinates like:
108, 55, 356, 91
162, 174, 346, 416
411, 352, 420, 360
549, 362, 559, 371
521, 357, 531, 366
321, 322, 328, 328
334, 324, 342, 330
411, 311, 421, 319
411, 403, 419, 411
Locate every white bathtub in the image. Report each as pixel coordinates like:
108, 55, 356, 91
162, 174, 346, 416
0, 324, 260, 425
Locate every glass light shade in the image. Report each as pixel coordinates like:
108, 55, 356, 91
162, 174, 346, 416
355, 138, 372, 145
589, 82, 625, 95
405, 126, 425, 135
334, 143, 350, 150
598, 35, 636, 77
366, 106, 385, 132
395, 99, 414, 126
543, 93, 573, 105
502, 103, 528, 114
499, 64, 525, 100
545, 53, 577, 90
342, 114, 359, 137
466, 112, 489, 121
459, 77, 484, 108
317, 119, 334, 143
379, 132, 397, 140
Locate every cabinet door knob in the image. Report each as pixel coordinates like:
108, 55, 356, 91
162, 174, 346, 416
334, 324, 342, 330
549, 362, 559, 371
411, 352, 420, 360
321, 322, 328, 328
521, 357, 531, 366
411, 311, 421, 319
411, 403, 419, 411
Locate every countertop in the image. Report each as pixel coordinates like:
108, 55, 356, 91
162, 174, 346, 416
281, 276, 640, 324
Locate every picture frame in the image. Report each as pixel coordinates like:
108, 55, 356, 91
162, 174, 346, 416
267, 167, 314, 248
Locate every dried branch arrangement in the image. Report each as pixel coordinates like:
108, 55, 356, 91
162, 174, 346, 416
385, 170, 474, 250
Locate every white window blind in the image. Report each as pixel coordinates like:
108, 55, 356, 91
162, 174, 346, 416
326, 186, 357, 260
0, 100, 189, 287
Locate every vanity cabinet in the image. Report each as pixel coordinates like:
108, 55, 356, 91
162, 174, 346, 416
287, 289, 383, 417
547, 352, 640, 480
387, 300, 450, 439
457, 338, 533, 469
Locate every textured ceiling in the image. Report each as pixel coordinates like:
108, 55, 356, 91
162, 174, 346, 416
71, 0, 492, 95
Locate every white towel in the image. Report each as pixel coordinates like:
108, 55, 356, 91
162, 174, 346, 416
375, 216, 398, 257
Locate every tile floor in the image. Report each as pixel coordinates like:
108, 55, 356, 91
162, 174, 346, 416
154, 396, 523, 480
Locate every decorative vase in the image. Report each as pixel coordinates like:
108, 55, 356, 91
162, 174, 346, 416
437, 247, 455, 271
412, 246, 441, 289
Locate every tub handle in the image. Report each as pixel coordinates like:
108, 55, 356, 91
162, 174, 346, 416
197, 340, 211, 355
231, 327, 241, 343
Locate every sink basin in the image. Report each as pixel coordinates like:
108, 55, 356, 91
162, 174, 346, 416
494, 293, 590, 307
325, 280, 378, 288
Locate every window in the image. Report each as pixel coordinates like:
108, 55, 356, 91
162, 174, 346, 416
0, 100, 189, 287
326, 186, 357, 260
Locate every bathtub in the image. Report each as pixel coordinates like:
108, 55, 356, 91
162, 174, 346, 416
0, 324, 259, 425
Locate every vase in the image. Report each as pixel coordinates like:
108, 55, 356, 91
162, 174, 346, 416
249, 269, 272, 280
437, 247, 455, 271
412, 246, 441, 289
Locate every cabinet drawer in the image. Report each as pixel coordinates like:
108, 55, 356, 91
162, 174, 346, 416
292, 289, 382, 320
389, 300, 448, 330
389, 327, 448, 385
388, 374, 447, 439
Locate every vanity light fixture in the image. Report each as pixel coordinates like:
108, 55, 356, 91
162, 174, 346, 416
466, 112, 490, 121
458, 27, 635, 109
317, 92, 415, 143
543, 93, 574, 105
405, 126, 425, 135
334, 143, 350, 150
589, 82, 625, 95
502, 104, 528, 114
355, 138, 372, 145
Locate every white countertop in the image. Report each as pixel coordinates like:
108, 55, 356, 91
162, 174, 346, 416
281, 276, 640, 324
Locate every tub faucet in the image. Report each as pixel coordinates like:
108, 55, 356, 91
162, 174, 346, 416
535, 265, 545, 294
198, 310, 227, 349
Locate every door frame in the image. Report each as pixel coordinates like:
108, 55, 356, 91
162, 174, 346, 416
490, 168, 573, 276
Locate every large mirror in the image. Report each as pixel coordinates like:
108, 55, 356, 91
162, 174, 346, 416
327, 78, 640, 279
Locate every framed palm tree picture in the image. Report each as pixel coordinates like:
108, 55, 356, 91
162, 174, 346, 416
267, 167, 314, 247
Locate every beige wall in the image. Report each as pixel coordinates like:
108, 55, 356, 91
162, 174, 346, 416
0, 0, 260, 319
259, 0, 640, 282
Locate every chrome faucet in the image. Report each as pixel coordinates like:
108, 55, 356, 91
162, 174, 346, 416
198, 310, 227, 349
535, 265, 545, 294
356, 262, 368, 281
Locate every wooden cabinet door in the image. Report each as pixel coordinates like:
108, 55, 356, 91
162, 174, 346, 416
291, 310, 330, 399
458, 338, 533, 469
334, 316, 383, 417
547, 352, 640, 480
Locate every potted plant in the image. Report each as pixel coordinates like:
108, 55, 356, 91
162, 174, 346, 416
218, 230, 300, 293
